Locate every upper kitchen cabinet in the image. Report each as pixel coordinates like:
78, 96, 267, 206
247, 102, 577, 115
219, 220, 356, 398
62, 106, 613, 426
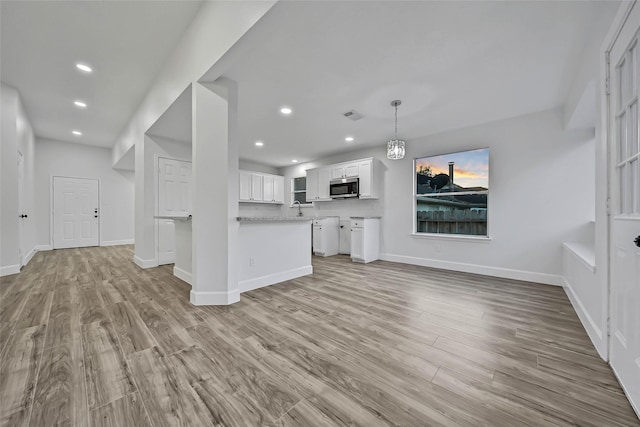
307, 157, 379, 201
330, 162, 359, 180
239, 171, 284, 204
357, 158, 379, 199
306, 168, 331, 202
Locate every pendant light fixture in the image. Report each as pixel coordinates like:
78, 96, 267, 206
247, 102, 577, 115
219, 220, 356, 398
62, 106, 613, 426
387, 100, 405, 160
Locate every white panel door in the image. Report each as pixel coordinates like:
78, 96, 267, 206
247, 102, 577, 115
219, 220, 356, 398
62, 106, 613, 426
609, 2, 640, 416
158, 219, 176, 265
158, 157, 192, 265
53, 177, 99, 249
158, 157, 192, 216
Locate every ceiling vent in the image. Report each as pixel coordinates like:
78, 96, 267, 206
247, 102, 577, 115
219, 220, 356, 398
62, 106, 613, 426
343, 110, 363, 121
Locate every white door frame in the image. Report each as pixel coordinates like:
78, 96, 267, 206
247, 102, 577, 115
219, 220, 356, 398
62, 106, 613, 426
50, 176, 101, 248
603, 0, 640, 418
17, 151, 25, 266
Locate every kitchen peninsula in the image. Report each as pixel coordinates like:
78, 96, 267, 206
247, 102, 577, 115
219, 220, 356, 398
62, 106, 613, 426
161, 216, 313, 294
236, 217, 313, 292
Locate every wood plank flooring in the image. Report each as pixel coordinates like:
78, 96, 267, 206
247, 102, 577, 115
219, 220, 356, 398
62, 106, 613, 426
0, 245, 638, 426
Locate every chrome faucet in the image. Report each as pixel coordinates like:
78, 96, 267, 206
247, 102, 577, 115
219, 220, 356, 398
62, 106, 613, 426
293, 200, 303, 217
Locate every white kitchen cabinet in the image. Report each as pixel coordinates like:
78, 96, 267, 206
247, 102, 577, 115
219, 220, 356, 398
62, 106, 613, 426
305, 168, 331, 202
251, 174, 263, 201
273, 176, 284, 204
306, 168, 318, 201
312, 217, 339, 256
330, 162, 359, 180
358, 159, 379, 199
239, 171, 252, 202
350, 218, 379, 263
239, 171, 284, 204
318, 168, 331, 199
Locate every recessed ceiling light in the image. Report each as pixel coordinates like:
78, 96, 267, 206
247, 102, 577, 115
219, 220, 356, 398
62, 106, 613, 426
72, 130, 82, 136
255, 141, 264, 147
291, 159, 298, 163
76, 63, 92, 73
74, 100, 87, 108
345, 136, 354, 142
280, 107, 292, 115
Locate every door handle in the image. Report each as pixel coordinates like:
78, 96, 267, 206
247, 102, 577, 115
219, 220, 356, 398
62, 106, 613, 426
19, 214, 27, 218
94, 215, 98, 218
635, 235, 640, 248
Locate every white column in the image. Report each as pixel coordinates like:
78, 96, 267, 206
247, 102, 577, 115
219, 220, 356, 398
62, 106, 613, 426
190, 79, 239, 305
133, 135, 158, 268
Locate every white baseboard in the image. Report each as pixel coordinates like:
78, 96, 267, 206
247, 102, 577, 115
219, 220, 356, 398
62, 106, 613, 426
133, 255, 158, 269
101, 239, 134, 247
239, 265, 313, 293
35, 244, 53, 251
23, 247, 37, 266
610, 362, 640, 420
379, 253, 565, 286
190, 288, 240, 305
562, 277, 607, 359
173, 266, 192, 285
0, 264, 21, 277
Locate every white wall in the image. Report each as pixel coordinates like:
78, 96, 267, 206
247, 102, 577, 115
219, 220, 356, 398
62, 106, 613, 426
35, 139, 134, 248
280, 108, 596, 285
1, 84, 21, 275
1, 84, 37, 275
16, 90, 37, 263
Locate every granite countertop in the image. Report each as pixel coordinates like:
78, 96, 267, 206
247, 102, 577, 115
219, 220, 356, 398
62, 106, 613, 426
154, 215, 192, 221
350, 216, 382, 219
236, 216, 313, 222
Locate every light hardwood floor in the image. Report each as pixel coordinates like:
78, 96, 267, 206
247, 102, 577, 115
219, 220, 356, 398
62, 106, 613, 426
0, 245, 638, 426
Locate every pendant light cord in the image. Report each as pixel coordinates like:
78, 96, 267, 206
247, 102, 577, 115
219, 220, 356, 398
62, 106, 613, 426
394, 104, 398, 140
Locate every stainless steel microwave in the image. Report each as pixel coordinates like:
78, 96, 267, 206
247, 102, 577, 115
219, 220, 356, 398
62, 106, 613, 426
330, 177, 359, 199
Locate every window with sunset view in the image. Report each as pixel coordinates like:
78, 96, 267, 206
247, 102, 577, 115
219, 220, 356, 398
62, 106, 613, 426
415, 148, 489, 236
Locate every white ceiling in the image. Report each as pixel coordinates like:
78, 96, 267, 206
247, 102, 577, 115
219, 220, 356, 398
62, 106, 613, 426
1, 0, 202, 148
215, 1, 619, 167
1, 1, 620, 168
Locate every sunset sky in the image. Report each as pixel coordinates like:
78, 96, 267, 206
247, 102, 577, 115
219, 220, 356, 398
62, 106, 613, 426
416, 148, 489, 189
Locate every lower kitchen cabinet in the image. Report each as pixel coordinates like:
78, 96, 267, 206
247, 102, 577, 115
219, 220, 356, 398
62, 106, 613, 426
350, 217, 379, 263
313, 217, 339, 256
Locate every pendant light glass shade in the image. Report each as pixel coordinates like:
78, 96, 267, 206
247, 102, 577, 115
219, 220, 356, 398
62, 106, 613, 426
387, 139, 405, 160
387, 100, 405, 160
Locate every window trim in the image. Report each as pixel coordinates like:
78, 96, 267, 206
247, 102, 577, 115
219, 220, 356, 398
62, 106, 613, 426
291, 176, 313, 207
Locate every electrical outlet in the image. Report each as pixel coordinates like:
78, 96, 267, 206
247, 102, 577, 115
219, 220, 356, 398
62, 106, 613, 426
249, 257, 255, 266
